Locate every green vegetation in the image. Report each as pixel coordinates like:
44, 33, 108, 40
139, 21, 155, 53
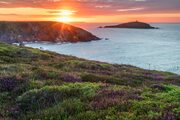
0, 42, 179, 120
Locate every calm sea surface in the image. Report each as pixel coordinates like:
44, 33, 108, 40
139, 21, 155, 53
25, 23, 180, 74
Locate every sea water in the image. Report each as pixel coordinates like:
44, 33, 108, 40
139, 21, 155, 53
25, 23, 180, 74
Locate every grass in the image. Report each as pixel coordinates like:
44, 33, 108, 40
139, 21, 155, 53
0, 42, 179, 120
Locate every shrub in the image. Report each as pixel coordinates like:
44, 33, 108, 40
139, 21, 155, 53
0, 77, 28, 93
0, 77, 17, 92
32, 68, 60, 80
16, 83, 100, 113
150, 84, 166, 91
24, 99, 85, 120
90, 89, 141, 110
60, 73, 82, 82
81, 73, 128, 86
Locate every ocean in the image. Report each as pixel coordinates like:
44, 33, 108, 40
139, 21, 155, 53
25, 23, 180, 74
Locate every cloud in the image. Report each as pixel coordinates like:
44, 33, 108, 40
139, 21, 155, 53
0, 0, 180, 19
95, 5, 111, 8
117, 7, 144, 12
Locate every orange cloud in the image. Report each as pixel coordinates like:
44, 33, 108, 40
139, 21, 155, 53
0, 0, 180, 23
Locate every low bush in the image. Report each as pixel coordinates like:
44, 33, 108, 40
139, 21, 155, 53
16, 83, 100, 113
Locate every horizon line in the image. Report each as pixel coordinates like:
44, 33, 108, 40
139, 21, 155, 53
0, 20, 180, 24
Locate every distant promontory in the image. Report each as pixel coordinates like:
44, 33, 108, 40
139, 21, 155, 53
0, 21, 100, 44
102, 21, 157, 29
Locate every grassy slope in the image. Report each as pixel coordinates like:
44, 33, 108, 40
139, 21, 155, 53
0, 42, 179, 120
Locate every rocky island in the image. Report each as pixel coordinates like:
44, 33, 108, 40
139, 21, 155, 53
0, 21, 100, 44
103, 21, 157, 29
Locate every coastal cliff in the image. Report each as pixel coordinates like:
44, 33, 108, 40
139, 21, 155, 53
103, 21, 156, 29
0, 21, 100, 43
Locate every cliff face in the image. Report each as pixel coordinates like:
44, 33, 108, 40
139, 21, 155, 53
0, 21, 100, 43
104, 21, 156, 29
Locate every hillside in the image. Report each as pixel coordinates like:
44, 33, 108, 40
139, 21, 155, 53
0, 42, 179, 120
103, 21, 156, 29
0, 22, 100, 43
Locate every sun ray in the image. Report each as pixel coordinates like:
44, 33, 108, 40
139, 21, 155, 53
56, 9, 76, 23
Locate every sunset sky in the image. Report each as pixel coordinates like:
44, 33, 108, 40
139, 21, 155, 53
0, 0, 180, 23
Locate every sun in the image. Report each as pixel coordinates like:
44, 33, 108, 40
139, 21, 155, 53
56, 10, 75, 23
57, 16, 73, 23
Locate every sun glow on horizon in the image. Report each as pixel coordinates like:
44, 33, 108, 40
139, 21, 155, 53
56, 9, 76, 23
57, 16, 73, 23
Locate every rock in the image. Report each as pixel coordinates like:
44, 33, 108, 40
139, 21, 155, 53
103, 21, 157, 29
0, 21, 100, 44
